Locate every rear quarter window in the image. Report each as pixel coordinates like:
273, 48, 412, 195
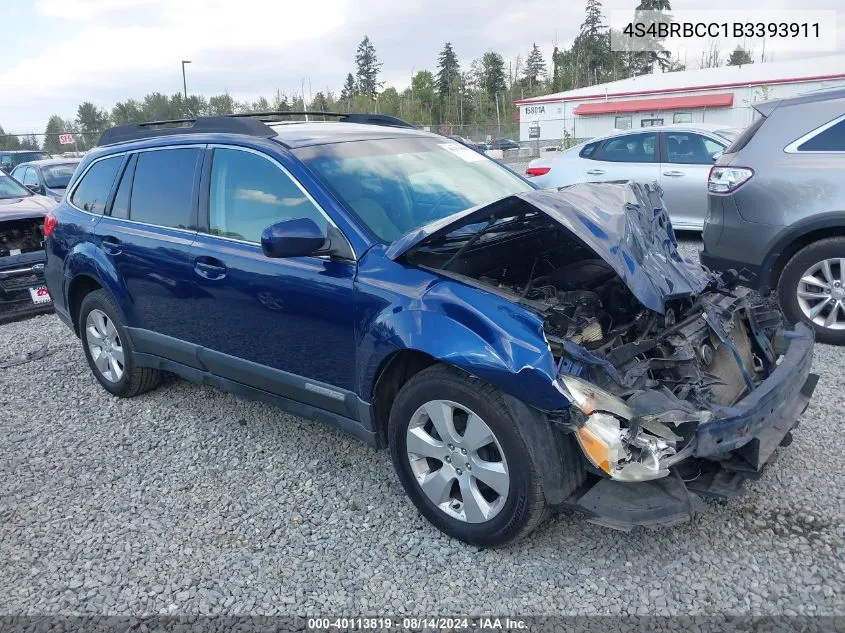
70, 156, 123, 214
795, 116, 845, 152
579, 141, 600, 159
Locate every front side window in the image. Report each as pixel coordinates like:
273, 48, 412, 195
207, 148, 326, 243
0, 171, 32, 199
665, 132, 725, 164
70, 155, 122, 214
10, 166, 26, 182
129, 148, 201, 229
599, 132, 657, 163
614, 115, 632, 130
796, 116, 845, 152
294, 137, 532, 242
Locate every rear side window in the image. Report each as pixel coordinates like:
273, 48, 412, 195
579, 141, 600, 159
796, 116, 845, 152
70, 156, 122, 214
725, 116, 766, 153
129, 148, 201, 229
598, 132, 656, 163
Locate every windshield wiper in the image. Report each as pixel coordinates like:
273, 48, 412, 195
441, 216, 501, 271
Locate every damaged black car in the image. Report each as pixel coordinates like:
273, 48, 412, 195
0, 170, 56, 322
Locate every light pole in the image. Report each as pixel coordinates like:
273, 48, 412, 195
181, 60, 191, 110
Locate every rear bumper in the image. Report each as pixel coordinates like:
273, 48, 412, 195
699, 249, 765, 290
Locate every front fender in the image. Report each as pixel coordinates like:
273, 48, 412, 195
358, 279, 570, 412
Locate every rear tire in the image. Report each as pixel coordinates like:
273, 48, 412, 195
388, 365, 546, 546
778, 237, 845, 346
79, 290, 162, 397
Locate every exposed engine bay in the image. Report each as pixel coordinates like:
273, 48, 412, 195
0, 218, 45, 258
404, 183, 813, 500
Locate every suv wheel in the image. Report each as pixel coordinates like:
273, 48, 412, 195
79, 290, 162, 397
388, 365, 545, 546
778, 237, 845, 345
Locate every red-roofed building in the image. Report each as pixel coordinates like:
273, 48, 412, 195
513, 55, 845, 143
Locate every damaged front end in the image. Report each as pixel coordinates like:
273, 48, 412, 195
396, 181, 818, 529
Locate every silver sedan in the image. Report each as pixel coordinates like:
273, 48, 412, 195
526, 123, 739, 231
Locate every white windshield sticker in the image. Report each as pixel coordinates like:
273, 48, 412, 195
439, 142, 485, 162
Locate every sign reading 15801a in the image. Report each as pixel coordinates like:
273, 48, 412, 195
524, 105, 546, 115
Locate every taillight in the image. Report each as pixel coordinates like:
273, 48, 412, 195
708, 166, 754, 194
43, 211, 58, 238
525, 166, 550, 177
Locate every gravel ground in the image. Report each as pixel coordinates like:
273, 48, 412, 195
0, 241, 843, 618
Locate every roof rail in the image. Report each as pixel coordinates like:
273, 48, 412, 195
97, 116, 277, 147
229, 111, 416, 129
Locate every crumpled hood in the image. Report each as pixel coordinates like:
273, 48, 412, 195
0, 194, 56, 222
386, 181, 708, 314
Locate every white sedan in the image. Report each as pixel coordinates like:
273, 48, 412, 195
525, 123, 740, 231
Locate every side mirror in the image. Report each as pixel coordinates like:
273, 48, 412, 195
261, 217, 327, 259
25, 183, 43, 194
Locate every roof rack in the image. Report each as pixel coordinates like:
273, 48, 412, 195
229, 111, 416, 129
97, 111, 417, 147
97, 117, 277, 147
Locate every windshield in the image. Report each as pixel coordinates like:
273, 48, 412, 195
294, 137, 532, 242
42, 162, 78, 188
0, 171, 32, 199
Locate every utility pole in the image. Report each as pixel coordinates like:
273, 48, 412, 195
181, 60, 191, 115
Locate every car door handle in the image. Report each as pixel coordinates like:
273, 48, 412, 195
101, 236, 122, 255
663, 170, 685, 177
194, 257, 227, 280
585, 169, 605, 175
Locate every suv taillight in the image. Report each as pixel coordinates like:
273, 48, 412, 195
43, 211, 58, 238
708, 166, 754, 194
525, 166, 550, 177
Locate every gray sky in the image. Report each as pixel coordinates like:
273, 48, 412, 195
2, 0, 841, 133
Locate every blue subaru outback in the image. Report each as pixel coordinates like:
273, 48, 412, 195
45, 113, 817, 545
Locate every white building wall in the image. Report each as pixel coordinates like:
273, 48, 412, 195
519, 77, 845, 143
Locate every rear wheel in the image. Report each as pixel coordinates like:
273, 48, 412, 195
778, 237, 845, 346
388, 365, 546, 546
79, 290, 162, 397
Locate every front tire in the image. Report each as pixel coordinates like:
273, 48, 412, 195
778, 237, 845, 346
79, 290, 162, 397
388, 365, 545, 546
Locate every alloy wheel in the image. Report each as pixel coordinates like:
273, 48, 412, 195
796, 258, 845, 330
405, 399, 510, 523
85, 308, 125, 382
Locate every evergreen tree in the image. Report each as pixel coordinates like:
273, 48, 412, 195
42, 115, 67, 154
577, 0, 611, 86
632, 0, 673, 74
524, 43, 547, 90
75, 102, 109, 149
340, 73, 356, 110
727, 46, 753, 66
355, 36, 383, 101
480, 51, 506, 98
436, 42, 460, 97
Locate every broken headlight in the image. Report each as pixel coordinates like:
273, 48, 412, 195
558, 374, 674, 482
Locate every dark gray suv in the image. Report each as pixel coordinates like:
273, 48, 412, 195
701, 87, 845, 345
